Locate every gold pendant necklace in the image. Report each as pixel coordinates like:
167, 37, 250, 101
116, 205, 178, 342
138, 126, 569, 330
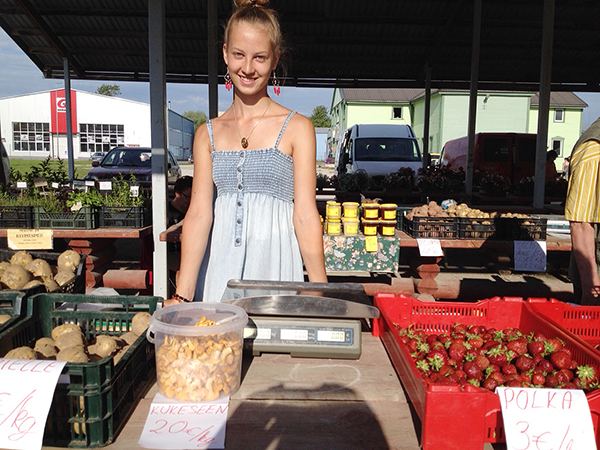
233, 100, 271, 149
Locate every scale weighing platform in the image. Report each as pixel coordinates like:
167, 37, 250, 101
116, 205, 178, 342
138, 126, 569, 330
221, 280, 379, 360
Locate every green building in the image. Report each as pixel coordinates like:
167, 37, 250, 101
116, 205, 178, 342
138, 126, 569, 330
329, 88, 587, 168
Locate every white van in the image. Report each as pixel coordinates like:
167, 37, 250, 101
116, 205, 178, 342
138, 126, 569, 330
334, 124, 422, 177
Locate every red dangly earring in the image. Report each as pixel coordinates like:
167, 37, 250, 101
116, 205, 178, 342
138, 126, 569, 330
224, 68, 233, 91
272, 71, 280, 96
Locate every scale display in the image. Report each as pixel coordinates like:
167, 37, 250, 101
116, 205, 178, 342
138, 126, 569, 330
243, 317, 362, 359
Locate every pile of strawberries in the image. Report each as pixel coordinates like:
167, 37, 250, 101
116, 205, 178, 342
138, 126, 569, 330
394, 322, 599, 392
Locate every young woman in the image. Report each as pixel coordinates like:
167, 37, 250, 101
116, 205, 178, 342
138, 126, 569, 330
167, 0, 327, 305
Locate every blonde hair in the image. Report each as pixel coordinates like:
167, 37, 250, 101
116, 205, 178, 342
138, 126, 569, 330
224, 0, 284, 60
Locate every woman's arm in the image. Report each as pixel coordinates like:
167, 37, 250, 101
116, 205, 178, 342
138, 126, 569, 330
167, 124, 215, 305
291, 115, 328, 283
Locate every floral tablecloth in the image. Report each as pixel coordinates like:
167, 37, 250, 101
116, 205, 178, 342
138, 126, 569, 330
323, 235, 400, 272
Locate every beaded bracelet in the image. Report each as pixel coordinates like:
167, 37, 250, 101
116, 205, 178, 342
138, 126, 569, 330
173, 293, 191, 303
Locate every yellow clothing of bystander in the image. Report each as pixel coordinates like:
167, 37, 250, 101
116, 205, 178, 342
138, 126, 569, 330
565, 140, 600, 223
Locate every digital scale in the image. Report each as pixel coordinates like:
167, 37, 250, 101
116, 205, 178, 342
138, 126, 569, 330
221, 280, 379, 360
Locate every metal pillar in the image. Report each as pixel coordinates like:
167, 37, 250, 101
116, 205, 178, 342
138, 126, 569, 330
422, 63, 432, 170
149, 0, 169, 300
465, 0, 482, 196
533, 0, 555, 209
63, 57, 75, 179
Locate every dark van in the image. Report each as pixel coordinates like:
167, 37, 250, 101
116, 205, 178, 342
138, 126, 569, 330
439, 132, 537, 184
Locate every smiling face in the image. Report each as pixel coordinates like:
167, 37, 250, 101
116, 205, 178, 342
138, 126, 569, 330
224, 21, 279, 98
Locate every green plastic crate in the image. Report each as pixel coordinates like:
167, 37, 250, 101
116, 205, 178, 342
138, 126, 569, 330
34, 206, 99, 229
0, 293, 160, 447
99, 206, 151, 228
0, 205, 35, 228
0, 290, 26, 333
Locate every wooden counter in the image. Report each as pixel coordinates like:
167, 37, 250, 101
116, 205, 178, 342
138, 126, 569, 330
43, 332, 421, 450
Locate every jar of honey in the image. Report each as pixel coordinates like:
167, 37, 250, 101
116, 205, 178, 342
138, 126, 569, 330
362, 203, 380, 219
342, 217, 359, 236
380, 203, 398, 221
342, 202, 360, 218
326, 201, 342, 220
362, 219, 379, 236
379, 219, 396, 236
326, 219, 341, 236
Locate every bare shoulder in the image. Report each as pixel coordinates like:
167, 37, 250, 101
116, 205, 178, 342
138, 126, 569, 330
193, 122, 212, 154
286, 111, 315, 142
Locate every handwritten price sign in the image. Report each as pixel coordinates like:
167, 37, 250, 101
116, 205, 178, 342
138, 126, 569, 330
514, 240, 547, 272
0, 359, 67, 450
497, 387, 597, 450
138, 393, 228, 449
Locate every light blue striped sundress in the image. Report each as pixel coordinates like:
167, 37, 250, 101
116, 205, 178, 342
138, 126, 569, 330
202, 111, 304, 302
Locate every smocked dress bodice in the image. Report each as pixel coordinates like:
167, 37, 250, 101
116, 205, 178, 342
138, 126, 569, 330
201, 112, 303, 302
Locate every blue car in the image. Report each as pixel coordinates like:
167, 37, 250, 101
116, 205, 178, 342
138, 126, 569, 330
84, 147, 181, 186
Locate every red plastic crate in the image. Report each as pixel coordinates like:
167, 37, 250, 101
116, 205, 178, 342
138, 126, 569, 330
527, 297, 600, 348
372, 293, 600, 450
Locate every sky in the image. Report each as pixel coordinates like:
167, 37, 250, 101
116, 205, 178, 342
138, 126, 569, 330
1, 27, 600, 128
0, 28, 334, 118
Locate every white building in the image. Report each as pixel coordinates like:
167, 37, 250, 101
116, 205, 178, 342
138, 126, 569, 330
0, 89, 194, 161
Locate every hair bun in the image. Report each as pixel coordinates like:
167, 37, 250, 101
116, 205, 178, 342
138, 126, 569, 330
234, 0, 270, 8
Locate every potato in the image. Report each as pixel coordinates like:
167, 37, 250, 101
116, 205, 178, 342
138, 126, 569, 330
43, 277, 60, 292
5, 346, 37, 359
25, 259, 53, 278
35, 343, 58, 359
120, 331, 138, 345
57, 346, 89, 363
55, 330, 86, 350
1, 265, 32, 289
131, 312, 151, 336
54, 271, 76, 287
0, 261, 10, 279
89, 335, 119, 358
0, 314, 11, 324
52, 323, 82, 340
22, 279, 44, 290
113, 345, 131, 365
10, 251, 33, 268
57, 250, 81, 273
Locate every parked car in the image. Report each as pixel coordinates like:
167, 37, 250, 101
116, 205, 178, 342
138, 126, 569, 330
188, 153, 194, 164
334, 124, 422, 177
84, 147, 182, 186
90, 152, 106, 163
439, 133, 537, 184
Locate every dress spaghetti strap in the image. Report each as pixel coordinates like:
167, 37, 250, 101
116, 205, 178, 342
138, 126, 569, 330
274, 111, 296, 149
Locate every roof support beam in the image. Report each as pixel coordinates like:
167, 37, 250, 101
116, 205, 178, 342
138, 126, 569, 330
13, 0, 84, 77
149, 0, 169, 300
208, 0, 219, 119
533, 0, 555, 209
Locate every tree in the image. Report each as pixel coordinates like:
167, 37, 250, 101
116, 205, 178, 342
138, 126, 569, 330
309, 105, 331, 128
183, 110, 208, 132
96, 84, 121, 96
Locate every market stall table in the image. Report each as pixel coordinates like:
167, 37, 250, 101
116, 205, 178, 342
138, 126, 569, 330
42, 331, 421, 450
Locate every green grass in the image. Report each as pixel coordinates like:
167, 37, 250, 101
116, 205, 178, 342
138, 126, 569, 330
9, 158, 92, 179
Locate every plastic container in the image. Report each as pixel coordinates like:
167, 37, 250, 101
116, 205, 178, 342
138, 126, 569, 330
99, 206, 151, 228
403, 213, 458, 239
0, 290, 26, 334
372, 293, 600, 450
457, 216, 499, 239
362, 203, 380, 219
362, 219, 379, 236
342, 202, 359, 218
325, 201, 342, 220
0, 293, 160, 448
379, 219, 396, 236
380, 203, 398, 220
326, 219, 341, 236
34, 206, 99, 229
147, 302, 248, 402
342, 217, 359, 236
0, 205, 35, 228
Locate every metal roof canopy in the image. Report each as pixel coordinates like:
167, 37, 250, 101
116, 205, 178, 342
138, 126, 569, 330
0, 0, 598, 91
1, 0, 594, 297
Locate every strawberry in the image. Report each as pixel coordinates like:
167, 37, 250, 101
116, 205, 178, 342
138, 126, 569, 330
438, 364, 454, 377
577, 365, 597, 383
506, 380, 523, 388
467, 334, 484, 349
520, 372, 532, 385
531, 372, 545, 386
550, 350, 572, 370
487, 346, 508, 367
537, 358, 554, 374
545, 373, 559, 388
506, 337, 528, 356
501, 363, 517, 376
482, 377, 498, 391
448, 341, 468, 361
546, 338, 564, 353
453, 323, 468, 334
427, 352, 446, 371
463, 361, 483, 380
527, 341, 546, 356
503, 327, 523, 339
515, 355, 534, 372
473, 354, 490, 371
556, 369, 573, 384
487, 371, 505, 386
